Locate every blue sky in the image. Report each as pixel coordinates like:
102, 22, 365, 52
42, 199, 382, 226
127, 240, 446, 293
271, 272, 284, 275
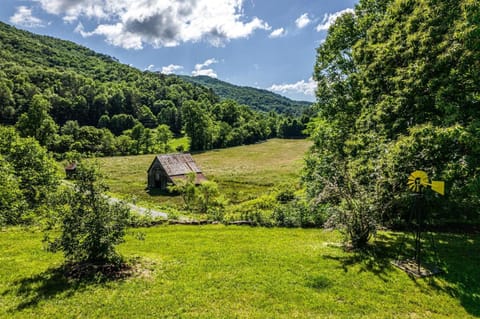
0, 0, 358, 101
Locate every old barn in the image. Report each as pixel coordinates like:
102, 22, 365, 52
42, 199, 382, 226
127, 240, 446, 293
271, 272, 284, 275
147, 153, 207, 190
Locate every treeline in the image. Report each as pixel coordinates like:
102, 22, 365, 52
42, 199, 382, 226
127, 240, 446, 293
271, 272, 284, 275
0, 21, 308, 156
302, 0, 480, 246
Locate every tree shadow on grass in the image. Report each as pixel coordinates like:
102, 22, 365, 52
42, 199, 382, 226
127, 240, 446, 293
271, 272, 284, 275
3, 262, 133, 312
322, 233, 401, 282
424, 233, 480, 317
323, 232, 480, 317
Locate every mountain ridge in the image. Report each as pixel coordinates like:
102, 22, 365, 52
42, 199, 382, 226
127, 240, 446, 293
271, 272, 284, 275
176, 75, 311, 115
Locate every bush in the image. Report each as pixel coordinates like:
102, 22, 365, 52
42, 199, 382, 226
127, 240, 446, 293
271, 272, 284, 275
273, 200, 326, 228
225, 194, 276, 226
314, 162, 379, 249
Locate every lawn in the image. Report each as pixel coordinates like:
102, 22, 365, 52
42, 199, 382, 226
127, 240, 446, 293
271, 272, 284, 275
93, 138, 311, 210
1, 226, 479, 318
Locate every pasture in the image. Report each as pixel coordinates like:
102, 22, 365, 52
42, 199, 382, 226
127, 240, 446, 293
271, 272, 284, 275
94, 138, 312, 210
0, 226, 478, 318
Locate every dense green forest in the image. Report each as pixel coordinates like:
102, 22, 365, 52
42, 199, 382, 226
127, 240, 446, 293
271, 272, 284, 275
304, 0, 480, 237
0, 21, 307, 156
178, 75, 312, 115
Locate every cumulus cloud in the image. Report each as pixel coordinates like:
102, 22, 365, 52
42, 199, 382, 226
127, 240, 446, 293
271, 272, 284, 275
268, 77, 317, 98
316, 8, 354, 31
34, 0, 270, 49
192, 58, 218, 78
161, 64, 184, 75
295, 13, 311, 29
269, 27, 286, 38
10, 6, 45, 28
35, 0, 109, 22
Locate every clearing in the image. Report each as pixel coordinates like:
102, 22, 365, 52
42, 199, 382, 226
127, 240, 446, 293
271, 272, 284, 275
94, 138, 311, 210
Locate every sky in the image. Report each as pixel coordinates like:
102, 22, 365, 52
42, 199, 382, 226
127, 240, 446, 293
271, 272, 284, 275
0, 0, 359, 102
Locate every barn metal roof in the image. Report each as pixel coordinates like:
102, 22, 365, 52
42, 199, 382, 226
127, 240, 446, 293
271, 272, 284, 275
150, 153, 202, 177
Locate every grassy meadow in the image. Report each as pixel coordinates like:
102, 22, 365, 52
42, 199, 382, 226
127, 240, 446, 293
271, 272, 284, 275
94, 138, 311, 210
9, 138, 474, 318
1, 225, 479, 318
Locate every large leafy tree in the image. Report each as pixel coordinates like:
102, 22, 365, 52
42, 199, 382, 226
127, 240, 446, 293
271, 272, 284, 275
182, 100, 215, 151
305, 0, 480, 234
0, 126, 59, 205
16, 94, 58, 148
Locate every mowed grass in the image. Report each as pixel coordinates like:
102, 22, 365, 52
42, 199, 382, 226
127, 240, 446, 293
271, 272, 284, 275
1, 226, 479, 318
94, 138, 312, 209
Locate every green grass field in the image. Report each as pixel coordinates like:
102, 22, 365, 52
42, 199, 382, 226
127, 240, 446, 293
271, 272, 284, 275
94, 138, 311, 210
1, 226, 479, 318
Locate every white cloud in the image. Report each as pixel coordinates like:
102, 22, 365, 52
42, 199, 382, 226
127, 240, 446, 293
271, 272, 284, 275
145, 64, 155, 71
268, 77, 317, 98
269, 27, 286, 38
192, 58, 218, 78
161, 64, 184, 75
34, 0, 270, 49
10, 6, 45, 28
316, 8, 354, 31
35, 0, 109, 22
295, 13, 311, 29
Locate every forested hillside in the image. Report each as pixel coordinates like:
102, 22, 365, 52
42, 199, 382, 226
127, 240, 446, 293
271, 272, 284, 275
0, 21, 307, 156
178, 75, 311, 115
304, 0, 480, 234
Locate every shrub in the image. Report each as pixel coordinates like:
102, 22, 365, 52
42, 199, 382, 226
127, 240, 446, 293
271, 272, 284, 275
273, 199, 326, 228
46, 162, 130, 264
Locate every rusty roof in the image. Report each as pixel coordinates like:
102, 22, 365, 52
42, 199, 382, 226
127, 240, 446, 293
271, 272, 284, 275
149, 153, 202, 177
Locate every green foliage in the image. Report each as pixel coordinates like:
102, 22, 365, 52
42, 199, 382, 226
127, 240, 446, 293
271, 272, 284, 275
305, 0, 480, 230
196, 181, 223, 214
0, 126, 59, 212
0, 21, 312, 155
167, 173, 198, 212
16, 94, 58, 148
225, 194, 277, 226
179, 75, 311, 115
0, 155, 26, 226
46, 162, 130, 264
168, 173, 224, 216
94, 139, 310, 213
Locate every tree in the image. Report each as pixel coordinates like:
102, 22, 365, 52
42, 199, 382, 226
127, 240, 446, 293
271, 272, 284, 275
0, 79, 16, 124
304, 0, 480, 231
130, 123, 145, 154
168, 172, 197, 212
153, 124, 173, 153
182, 100, 214, 151
196, 181, 221, 214
16, 94, 58, 148
109, 113, 137, 135
0, 127, 59, 209
47, 162, 130, 264
137, 105, 157, 128
0, 155, 26, 226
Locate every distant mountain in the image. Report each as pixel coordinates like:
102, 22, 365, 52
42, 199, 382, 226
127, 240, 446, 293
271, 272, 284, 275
177, 75, 312, 115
